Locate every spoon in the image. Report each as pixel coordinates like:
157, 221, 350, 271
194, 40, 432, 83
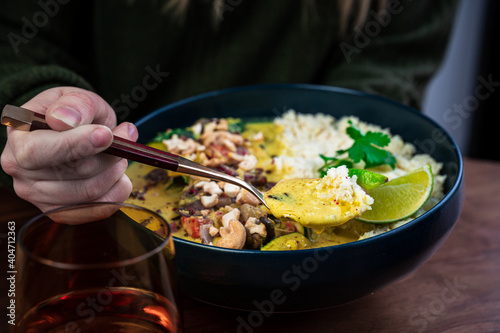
1, 105, 269, 210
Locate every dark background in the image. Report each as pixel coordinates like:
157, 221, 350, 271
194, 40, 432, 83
468, 0, 500, 160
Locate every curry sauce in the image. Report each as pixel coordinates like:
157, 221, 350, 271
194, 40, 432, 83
124, 119, 365, 249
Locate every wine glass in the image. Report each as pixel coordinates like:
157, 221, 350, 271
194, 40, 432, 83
15, 202, 182, 333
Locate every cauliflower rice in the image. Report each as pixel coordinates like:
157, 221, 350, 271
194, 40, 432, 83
272, 110, 446, 240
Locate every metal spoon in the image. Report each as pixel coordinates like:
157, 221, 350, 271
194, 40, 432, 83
1, 105, 269, 209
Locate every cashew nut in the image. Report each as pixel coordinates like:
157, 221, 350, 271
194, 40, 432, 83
216, 219, 246, 249
236, 189, 261, 206
201, 194, 218, 208
203, 121, 217, 134
200, 209, 211, 216
192, 122, 203, 136
215, 119, 229, 131
203, 156, 227, 168
195, 181, 223, 195
203, 131, 243, 149
223, 182, 240, 197
222, 208, 240, 228
228, 152, 245, 163
222, 138, 237, 152
209, 225, 220, 237
162, 135, 200, 156
238, 154, 257, 171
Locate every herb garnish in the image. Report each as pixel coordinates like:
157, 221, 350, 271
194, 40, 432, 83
318, 120, 396, 177
153, 128, 194, 142
227, 118, 245, 133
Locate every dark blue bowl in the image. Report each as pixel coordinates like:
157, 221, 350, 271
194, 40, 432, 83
135, 84, 464, 312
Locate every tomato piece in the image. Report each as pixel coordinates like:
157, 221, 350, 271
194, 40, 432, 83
285, 220, 296, 232
181, 216, 211, 238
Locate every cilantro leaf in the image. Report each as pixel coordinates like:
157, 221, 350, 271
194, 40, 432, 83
364, 131, 391, 147
345, 124, 363, 141
345, 121, 396, 169
348, 140, 396, 169
227, 118, 245, 133
153, 128, 194, 142
317, 120, 396, 175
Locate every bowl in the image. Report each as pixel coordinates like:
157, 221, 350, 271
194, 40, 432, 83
134, 84, 464, 312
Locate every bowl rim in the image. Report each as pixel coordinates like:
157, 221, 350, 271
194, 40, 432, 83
136, 83, 465, 254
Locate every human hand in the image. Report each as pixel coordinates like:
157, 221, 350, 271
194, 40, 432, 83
1, 87, 138, 213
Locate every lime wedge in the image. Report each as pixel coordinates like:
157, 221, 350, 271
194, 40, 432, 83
348, 169, 388, 190
357, 165, 434, 223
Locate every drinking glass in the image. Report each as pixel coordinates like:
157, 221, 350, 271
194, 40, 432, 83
15, 202, 182, 333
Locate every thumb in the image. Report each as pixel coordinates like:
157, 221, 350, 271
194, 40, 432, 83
48, 106, 83, 129
25, 88, 117, 131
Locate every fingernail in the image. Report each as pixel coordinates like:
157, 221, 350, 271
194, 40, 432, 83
128, 123, 138, 139
51, 107, 81, 128
90, 127, 112, 148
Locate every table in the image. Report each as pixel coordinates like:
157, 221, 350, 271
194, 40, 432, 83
1, 157, 499, 332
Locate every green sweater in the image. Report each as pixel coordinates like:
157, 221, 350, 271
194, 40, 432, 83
0, 0, 457, 188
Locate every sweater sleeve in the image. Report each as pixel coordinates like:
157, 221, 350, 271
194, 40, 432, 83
323, 0, 458, 110
0, 0, 94, 189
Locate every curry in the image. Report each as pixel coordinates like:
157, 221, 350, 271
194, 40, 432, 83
125, 111, 442, 250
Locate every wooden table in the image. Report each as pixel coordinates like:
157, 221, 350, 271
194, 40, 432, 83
1, 157, 499, 332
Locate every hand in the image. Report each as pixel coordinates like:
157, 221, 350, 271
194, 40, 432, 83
1, 87, 138, 213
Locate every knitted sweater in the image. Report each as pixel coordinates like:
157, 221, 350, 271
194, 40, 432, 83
0, 0, 457, 188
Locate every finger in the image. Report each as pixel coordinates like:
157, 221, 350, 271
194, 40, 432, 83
22, 87, 117, 131
44, 176, 133, 224
46, 205, 122, 225
4, 122, 139, 181
7, 124, 113, 171
17, 159, 129, 207
5, 153, 122, 181
93, 173, 134, 204
112, 122, 139, 142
